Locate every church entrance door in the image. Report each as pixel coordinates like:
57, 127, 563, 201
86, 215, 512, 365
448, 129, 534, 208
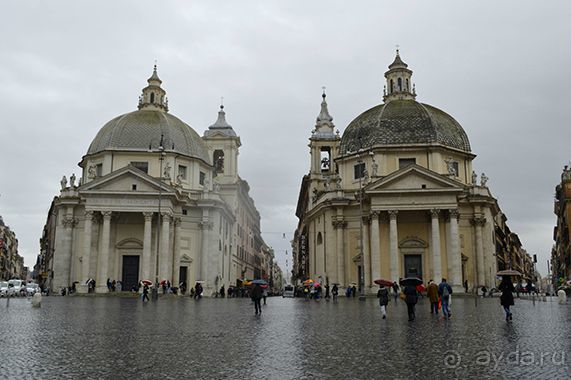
179, 266, 188, 287
404, 255, 423, 279
122, 255, 140, 291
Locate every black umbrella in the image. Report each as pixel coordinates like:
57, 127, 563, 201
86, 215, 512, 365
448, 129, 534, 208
399, 277, 423, 286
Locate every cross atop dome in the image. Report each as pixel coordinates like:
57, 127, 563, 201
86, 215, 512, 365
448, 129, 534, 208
383, 49, 416, 102
138, 64, 169, 112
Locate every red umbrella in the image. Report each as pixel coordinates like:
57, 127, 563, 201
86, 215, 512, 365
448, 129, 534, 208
141, 280, 153, 286
416, 284, 426, 292
374, 279, 394, 287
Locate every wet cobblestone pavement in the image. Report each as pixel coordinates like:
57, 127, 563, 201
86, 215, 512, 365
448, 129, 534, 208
1, 294, 569, 379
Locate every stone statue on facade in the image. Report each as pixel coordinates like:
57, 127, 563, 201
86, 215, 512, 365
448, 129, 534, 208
480, 173, 489, 187
335, 176, 342, 190
60, 175, 67, 190
472, 170, 478, 185
175, 173, 183, 186
371, 160, 379, 177
214, 183, 221, 193
163, 162, 171, 179
88, 165, 96, 179
70, 173, 76, 187
444, 158, 456, 176
324, 176, 331, 191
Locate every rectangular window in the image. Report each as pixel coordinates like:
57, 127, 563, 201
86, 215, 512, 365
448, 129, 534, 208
131, 161, 149, 174
452, 162, 459, 176
178, 165, 187, 180
96, 163, 103, 177
199, 171, 205, 185
399, 158, 416, 169
354, 162, 366, 179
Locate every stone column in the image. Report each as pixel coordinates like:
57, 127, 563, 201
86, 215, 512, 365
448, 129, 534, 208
53, 209, 77, 291
96, 211, 112, 293
78, 211, 94, 294
370, 211, 381, 284
142, 212, 153, 281
199, 210, 211, 282
388, 210, 399, 282
362, 215, 370, 290
472, 216, 486, 287
172, 217, 182, 286
332, 217, 346, 286
430, 209, 442, 281
159, 213, 171, 281
448, 210, 462, 291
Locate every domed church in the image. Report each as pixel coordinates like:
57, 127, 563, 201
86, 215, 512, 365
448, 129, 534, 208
293, 51, 501, 294
40, 67, 267, 295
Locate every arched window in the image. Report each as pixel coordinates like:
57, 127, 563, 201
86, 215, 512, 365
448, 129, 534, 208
390, 79, 394, 93
405, 79, 409, 91
213, 150, 225, 173
150, 92, 155, 103
317, 232, 323, 245
398, 78, 402, 91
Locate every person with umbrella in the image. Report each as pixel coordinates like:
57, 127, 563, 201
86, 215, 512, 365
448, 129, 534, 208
331, 284, 339, 302
377, 284, 390, 319
142, 284, 150, 302
499, 276, 515, 321
400, 278, 421, 321
392, 281, 400, 303
251, 283, 263, 315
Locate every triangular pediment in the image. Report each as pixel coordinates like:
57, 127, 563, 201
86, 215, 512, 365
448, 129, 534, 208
367, 164, 464, 193
80, 165, 174, 194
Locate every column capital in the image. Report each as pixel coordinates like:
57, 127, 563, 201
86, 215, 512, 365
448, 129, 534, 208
200, 221, 214, 230
161, 212, 172, 220
84, 210, 94, 218
62, 216, 78, 228
173, 217, 182, 226
449, 209, 460, 220
430, 209, 440, 218
370, 210, 380, 220
101, 211, 112, 219
471, 216, 486, 226
388, 210, 398, 220
143, 212, 154, 221
332, 219, 347, 229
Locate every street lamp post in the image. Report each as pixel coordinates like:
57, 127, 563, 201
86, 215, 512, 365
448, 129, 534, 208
149, 134, 168, 300
356, 155, 367, 301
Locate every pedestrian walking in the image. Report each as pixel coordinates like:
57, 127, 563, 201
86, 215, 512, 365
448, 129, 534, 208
351, 285, 357, 298
427, 280, 439, 315
142, 284, 150, 302
499, 277, 515, 321
220, 285, 225, 298
377, 285, 389, 319
392, 281, 400, 303
332, 284, 339, 302
251, 283, 263, 315
325, 284, 330, 299
403, 284, 418, 321
438, 278, 453, 319
262, 287, 268, 305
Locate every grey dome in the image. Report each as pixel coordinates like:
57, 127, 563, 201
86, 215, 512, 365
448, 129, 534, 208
87, 110, 210, 163
341, 100, 471, 154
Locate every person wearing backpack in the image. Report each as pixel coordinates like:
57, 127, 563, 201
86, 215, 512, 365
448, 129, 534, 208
438, 278, 453, 319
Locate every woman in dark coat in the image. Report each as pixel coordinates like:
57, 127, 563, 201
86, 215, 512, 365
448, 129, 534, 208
403, 284, 418, 321
377, 285, 389, 319
499, 277, 515, 321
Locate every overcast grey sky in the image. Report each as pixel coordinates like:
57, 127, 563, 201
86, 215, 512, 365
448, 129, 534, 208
1, 1, 569, 278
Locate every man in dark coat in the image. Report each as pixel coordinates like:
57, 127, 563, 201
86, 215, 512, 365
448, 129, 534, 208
499, 277, 515, 321
438, 278, 453, 319
251, 284, 263, 315
426, 280, 439, 315
403, 284, 418, 321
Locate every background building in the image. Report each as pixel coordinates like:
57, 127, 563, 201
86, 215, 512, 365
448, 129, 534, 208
293, 52, 527, 294
552, 166, 571, 285
37, 67, 269, 295
0, 216, 26, 280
